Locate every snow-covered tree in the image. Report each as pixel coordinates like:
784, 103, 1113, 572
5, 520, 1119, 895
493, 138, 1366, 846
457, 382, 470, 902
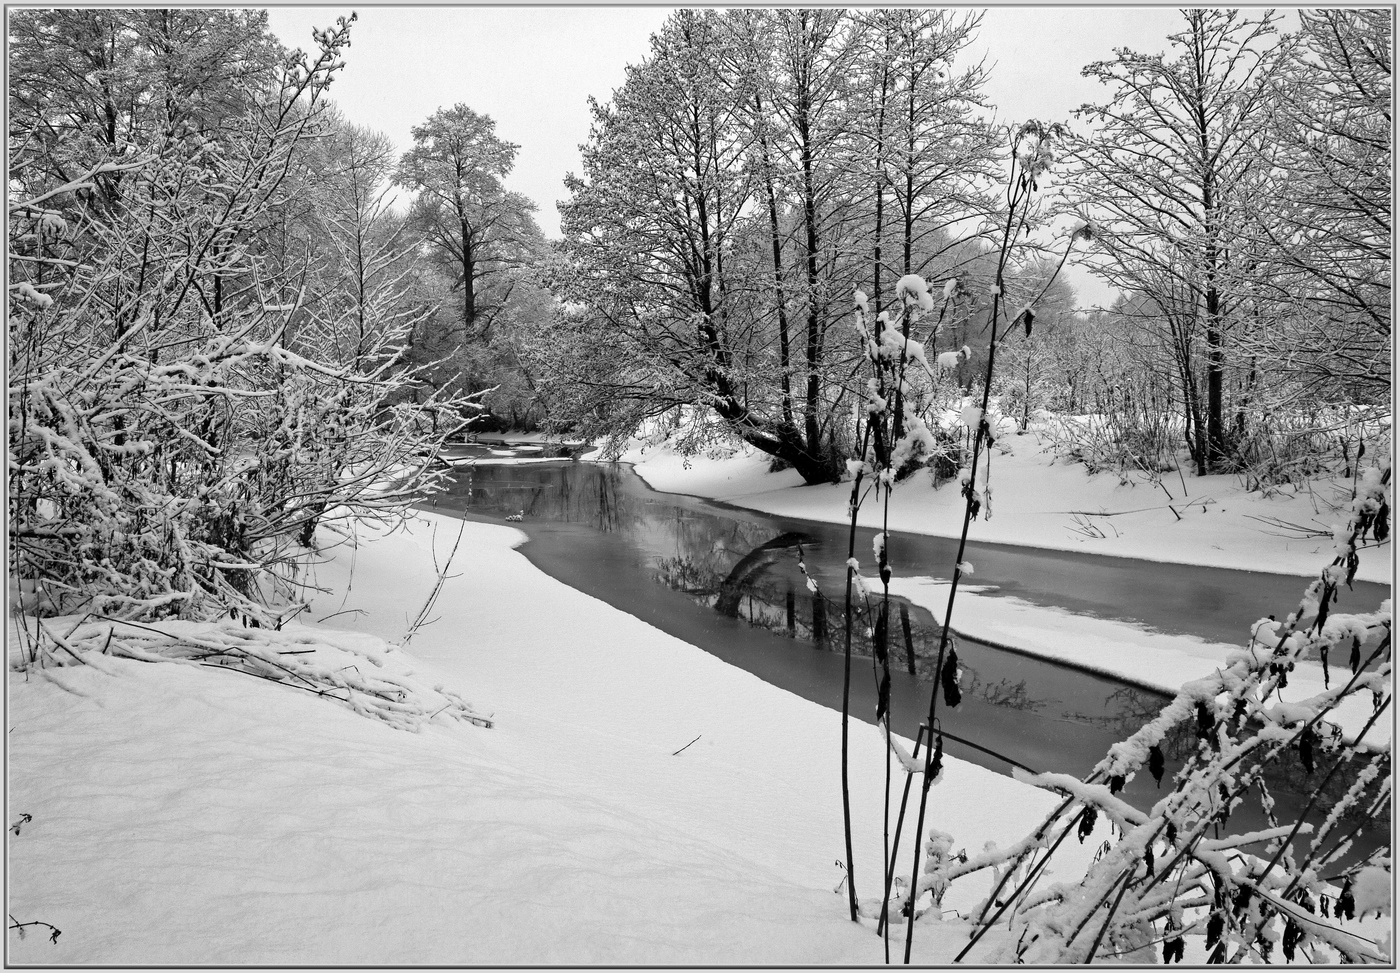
546, 9, 999, 483
1244, 8, 1391, 403
9, 14, 475, 624
552, 10, 848, 484
1065, 9, 1290, 473
997, 258, 1078, 432
394, 105, 542, 346
8, 8, 283, 217
863, 9, 997, 285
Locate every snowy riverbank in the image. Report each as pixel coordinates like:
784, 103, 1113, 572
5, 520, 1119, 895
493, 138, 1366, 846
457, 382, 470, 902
8, 511, 1106, 965
611, 430, 1391, 585
605, 434, 1392, 744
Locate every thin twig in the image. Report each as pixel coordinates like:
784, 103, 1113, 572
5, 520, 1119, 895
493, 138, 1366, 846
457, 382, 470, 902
671, 734, 702, 756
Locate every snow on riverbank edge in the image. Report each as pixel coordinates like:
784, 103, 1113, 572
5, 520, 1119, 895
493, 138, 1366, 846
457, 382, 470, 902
8, 511, 1105, 965
887, 577, 1388, 745
599, 437, 1389, 744
610, 436, 1392, 586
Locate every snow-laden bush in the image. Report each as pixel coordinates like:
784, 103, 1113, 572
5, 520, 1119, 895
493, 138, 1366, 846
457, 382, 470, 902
8, 16, 477, 625
1043, 397, 1185, 483
888, 465, 1392, 964
1231, 407, 1392, 495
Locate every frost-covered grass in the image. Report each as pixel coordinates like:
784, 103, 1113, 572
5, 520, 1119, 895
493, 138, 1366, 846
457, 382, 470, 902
9, 511, 1111, 965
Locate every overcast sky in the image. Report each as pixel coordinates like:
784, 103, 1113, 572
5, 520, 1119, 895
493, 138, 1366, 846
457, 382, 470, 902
262, 6, 1277, 308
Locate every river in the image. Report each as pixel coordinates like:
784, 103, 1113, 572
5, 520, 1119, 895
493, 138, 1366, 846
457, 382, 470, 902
424, 444, 1388, 865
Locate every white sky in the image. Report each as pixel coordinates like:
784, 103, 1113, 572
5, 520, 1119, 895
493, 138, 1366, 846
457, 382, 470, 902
263, 6, 1283, 309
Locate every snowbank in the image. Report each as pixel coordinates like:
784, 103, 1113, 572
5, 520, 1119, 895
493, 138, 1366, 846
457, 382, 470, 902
590, 436, 806, 497
9, 513, 1106, 965
616, 434, 1391, 586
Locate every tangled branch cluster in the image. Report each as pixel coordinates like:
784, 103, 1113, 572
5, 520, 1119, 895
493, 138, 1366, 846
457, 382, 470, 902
8, 17, 477, 626
12, 615, 493, 733
914, 466, 1392, 964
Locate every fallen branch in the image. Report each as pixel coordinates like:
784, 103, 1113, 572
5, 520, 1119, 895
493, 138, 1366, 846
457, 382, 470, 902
7, 914, 60, 945
1064, 498, 1217, 518
14, 619, 494, 732
401, 516, 467, 647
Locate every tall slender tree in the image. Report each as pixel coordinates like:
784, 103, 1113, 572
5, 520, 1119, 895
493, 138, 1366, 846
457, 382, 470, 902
1065, 9, 1289, 472
767, 9, 865, 467
877, 9, 998, 282
553, 10, 847, 482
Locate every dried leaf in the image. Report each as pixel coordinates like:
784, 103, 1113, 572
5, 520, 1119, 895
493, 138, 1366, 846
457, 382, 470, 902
1012, 306, 1035, 338
1206, 911, 1224, 950
1232, 884, 1252, 917
1282, 918, 1303, 962
1077, 805, 1097, 843
1337, 879, 1355, 921
941, 648, 961, 709
1163, 933, 1184, 964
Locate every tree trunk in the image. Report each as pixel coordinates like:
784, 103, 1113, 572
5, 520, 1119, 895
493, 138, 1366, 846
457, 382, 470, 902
1203, 284, 1226, 471
790, 26, 826, 470
461, 219, 476, 336
761, 148, 795, 427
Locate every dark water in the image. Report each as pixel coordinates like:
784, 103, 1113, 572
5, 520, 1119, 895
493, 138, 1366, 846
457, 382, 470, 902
426, 449, 1389, 866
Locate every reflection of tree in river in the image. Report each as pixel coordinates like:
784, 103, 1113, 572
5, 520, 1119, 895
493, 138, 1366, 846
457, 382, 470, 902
959, 669, 1050, 713
441, 464, 644, 533
653, 553, 823, 642
661, 514, 777, 572
1067, 686, 1192, 758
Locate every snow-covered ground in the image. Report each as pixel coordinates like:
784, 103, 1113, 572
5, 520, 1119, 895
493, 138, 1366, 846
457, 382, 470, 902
9, 512, 1107, 965
9, 427, 1389, 963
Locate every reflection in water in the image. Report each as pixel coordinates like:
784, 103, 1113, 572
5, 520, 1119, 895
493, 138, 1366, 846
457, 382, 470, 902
1068, 686, 1196, 758
966, 673, 1050, 714
429, 457, 1387, 864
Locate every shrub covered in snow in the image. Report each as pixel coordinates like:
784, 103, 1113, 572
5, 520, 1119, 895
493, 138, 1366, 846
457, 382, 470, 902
893, 464, 1393, 964
7, 16, 478, 625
